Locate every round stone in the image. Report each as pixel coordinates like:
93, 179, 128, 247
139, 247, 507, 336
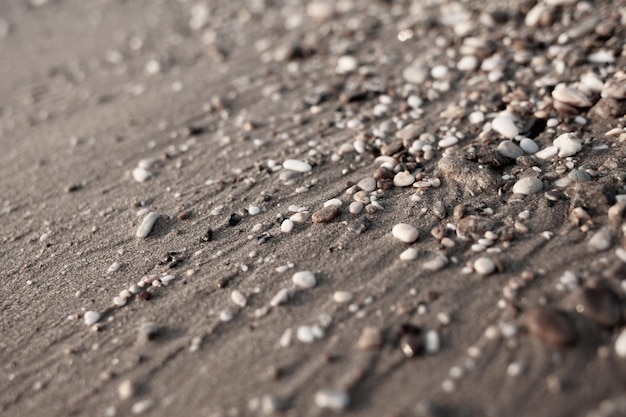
497, 140, 523, 159
349, 201, 364, 214
568, 169, 591, 183
281, 219, 294, 233
312, 205, 341, 223
474, 257, 496, 276
400, 248, 418, 260
393, 171, 415, 187
523, 307, 576, 347
554, 133, 582, 158
282, 159, 312, 173
292, 271, 316, 288
492, 111, 519, 139
512, 177, 543, 195
392, 223, 419, 243
519, 138, 539, 154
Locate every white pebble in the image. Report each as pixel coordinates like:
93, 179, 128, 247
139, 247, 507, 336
400, 248, 418, 260
457, 55, 478, 71
324, 198, 342, 207
474, 257, 496, 276
392, 223, 419, 243
491, 111, 519, 139
281, 219, 294, 233
438, 136, 458, 148
553, 133, 582, 158
349, 201, 364, 214
519, 138, 539, 154
292, 271, 316, 288
283, 159, 312, 173
118, 380, 135, 400
231, 290, 247, 307
132, 167, 152, 183
107, 262, 121, 273
297, 325, 315, 343
84, 311, 100, 326
615, 329, 626, 358
333, 291, 353, 304
248, 205, 260, 215
425, 330, 441, 354
512, 177, 543, 195
136, 212, 159, 238
336, 55, 358, 74
315, 389, 350, 411
393, 171, 415, 187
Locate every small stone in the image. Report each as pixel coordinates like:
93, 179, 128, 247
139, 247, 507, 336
113, 297, 127, 306
602, 78, 626, 100
373, 166, 394, 180
512, 177, 543, 195
132, 167, 152, 183
588, 226, 612, 252
282, 159, 312, 173
307, 0, 334, 21
425, 330, 440, 354
231, 290, 248, 307
136, 212, 159, 238
553, 133, 582, 158
552, 84, 592, 108
422, 255, 448, 271
357, 326, 383, 350
312, 205, 341, 223
491, 111, 519, 139
568, 170, 591, 183
357, 177, 377, 192
84, 311, 100, 326
608, 201, 626, 226
497, 141, 523, 159
615, 329, 626, 358
394, 171, 415, 187
270, 288, 293, 307
324, 198, 342, 208
523, 307, 576, 347
281, 219, 294, 233
131, 399, 153, 414
474, 257, 495, 276
107, 262, 121, 273
400, 248, 418, 260
392, 223, 419, 243
314, 389, 350, 411
118, 380, 135, 400
297, 326, 315, 343
519, 138, 539, 154
573, 287, 621, 328
292, 271, 316, 288
349, 201, 364, 214
336, 55, 358, 74
248, 205, 260, 215
333, 291, 353, 304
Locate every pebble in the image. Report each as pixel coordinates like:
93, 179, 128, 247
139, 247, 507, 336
357, 177, 377, 192
349, 201, 364, 215
438, 136, 458, 148
457, 55, 478, 71
312, 205, 341, 223
392, 223, 419, 243
474, 257, 496, 276
270, 288, 293, 306
553, 133, 582, 158
292, 271, 316, 288
336, 55, 358, 74
601, 78, 626, 100
248, 205, 260, 215
281, 219, 294, 233
324, 198, 343, 208
118, 380, 135, 400
113, 297, 127, 307
357, 326, 383, 350
615, 329, 626, 358
491, 111, 519, 139
393, 171, 415, 187
497, 141, 523, 159
512, 177, 543, 195
425, 330, 440, 354
131, 399, 153, 414
519, 138, 539, 154
402, 64, 428, 85
573, 287, 621, 328
107, 262, 121, 273
83, 311, 101, 326
296, 326, 316, 343
588, 226, 612, 252
231, 290, 248, 307
132, 167, 152, 183
136, 212, 159, 238
282, 159, 312, 173
568, 169, 591, 183
552, 84, 592, 108
400, 248, 418, 260
523, 307, 576, 347
333, 291, 353, 304
314, 389, 350, 411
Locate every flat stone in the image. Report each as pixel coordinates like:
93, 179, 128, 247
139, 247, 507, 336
588, 226, 613, 252
523, 307, 576, 347
333, 291, 353, 304
602, 78, 626, 99
573, 287, 621, 328
512, 177, 543, 195
292, 271, 316, 288
568, 170, 591, 183
392, 223, 419, 243
437, 157, 501, 194
400, 248, 418, 260
552, 84, 592, 107
402, 64, 428, 85
519, 138, 539, 154
312, 205, 341, 223
497, 140, 523, 159
615, 329, 626, 358
283, 159, 312, 173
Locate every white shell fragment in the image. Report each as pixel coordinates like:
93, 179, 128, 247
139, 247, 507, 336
136, 212, 159, 238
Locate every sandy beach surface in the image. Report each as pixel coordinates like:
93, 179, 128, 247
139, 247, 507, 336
1, 1, 626, 416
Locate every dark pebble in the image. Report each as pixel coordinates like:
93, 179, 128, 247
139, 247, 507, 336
312, 205, 341, 223
137, 290, 151, 300
373, 166, 394, 180
573, 287, 621, 328
523, 307, 576, 347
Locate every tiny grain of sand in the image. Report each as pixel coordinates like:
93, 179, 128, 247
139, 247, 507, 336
1, 0, 626, 416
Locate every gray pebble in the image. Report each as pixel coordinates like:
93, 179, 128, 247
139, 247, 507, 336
497, 141, 523, 159
568, 170, 591, 183
512, 177, 543, 195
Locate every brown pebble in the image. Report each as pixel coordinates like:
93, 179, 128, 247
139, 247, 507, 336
523, 307, 576, 347
178, 210, 192, 220
573, 287, 621, 328
381, 141, 403, 156
357, 326, 383, 350
377, 179, 393, 190
373, 166, 394, 180
456, 215, 494, 241
137, 290, 151, 300
312, 205, 341, 223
